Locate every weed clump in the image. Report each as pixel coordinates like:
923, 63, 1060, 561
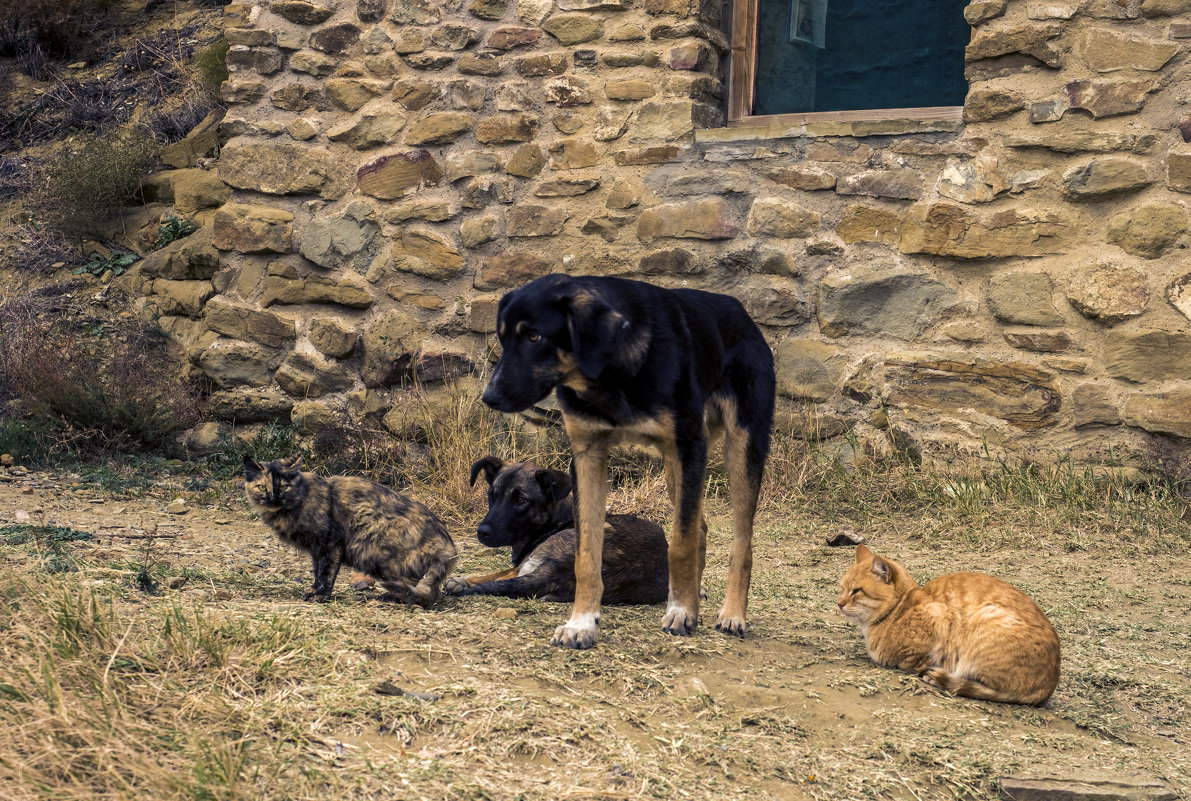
32, 127, 158, 240
151, 214, 198, 249
0, 289, 207, 454
192, 37, 229, 94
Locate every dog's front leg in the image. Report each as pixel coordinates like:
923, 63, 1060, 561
551, 431, 609, 649
662, 437, 707, 636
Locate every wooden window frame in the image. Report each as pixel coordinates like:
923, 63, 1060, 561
726, 0, 965, 126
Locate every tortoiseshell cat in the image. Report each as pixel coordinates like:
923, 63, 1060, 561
244, 455, 457, 606
838, 545, 1060, 706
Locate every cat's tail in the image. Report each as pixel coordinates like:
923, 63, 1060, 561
923, 668, 1054, 706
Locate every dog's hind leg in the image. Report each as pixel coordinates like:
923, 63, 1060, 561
550, 425, 610, 649
716, 395, 771, 637
661, 436, 707, 636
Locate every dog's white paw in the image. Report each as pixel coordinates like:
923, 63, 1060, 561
550, 613, 599, 650
442, 576, 469, 595
714, 610, 748, 638
662, 604, 698, 636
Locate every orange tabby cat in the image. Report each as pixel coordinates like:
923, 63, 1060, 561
837, 545, 1060, 705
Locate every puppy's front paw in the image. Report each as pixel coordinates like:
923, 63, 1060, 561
550, 614, 599, 649
714, 610, 748, 638
442, 576, 469, 595
303, 591, 331, 603
662, 605, 698, 636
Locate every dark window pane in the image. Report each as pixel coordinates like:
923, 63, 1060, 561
753, 0, 969, 115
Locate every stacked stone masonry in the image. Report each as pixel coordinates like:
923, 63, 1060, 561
134, 0, 1191, 465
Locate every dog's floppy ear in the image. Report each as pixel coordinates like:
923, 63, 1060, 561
535, 468, 573, 503
470, 455, 505, 487
565, 291, 631, 379
243, 456, 263, 481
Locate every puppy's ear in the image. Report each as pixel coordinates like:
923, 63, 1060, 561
469, 455, 505, 487
565, 292, 631, 379
243, 456, 263, 481
535, 468, 573, 503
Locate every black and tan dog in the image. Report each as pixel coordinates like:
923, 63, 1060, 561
443, 456, 668, 604
481, 274, 776, 649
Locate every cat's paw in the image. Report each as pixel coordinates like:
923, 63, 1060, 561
550, 613, 599, 649
442, 576, 470, 595
662, 604, 698, 636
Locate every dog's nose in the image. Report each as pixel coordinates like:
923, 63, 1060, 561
477, 522, 493, 541
481, 374, 510, 408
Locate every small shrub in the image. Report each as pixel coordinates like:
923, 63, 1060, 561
0, 291, 208, 453
193, 38, 229, 94
0, 417, 54, 463
33, 127, 158, 240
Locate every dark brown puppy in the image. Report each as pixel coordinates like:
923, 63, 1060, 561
443, 456, 668, 604
244, 455, 457, 605
481, 275, 776, 649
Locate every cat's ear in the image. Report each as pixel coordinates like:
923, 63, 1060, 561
536, 468, 572, 503
243, 456, 263, 481
870, 555, 892, 583
285, 453, 305, 471
855, 544, 873, 563
469, 456, 504, 487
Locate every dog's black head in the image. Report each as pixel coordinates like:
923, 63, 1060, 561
480, 274, 636, 413
469, 455, 573, 552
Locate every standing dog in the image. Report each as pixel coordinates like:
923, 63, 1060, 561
481, 274, 776, 649
443, 456, 668, 604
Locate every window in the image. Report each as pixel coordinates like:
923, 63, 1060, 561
728, 0, 969, 123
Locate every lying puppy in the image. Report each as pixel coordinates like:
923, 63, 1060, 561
443, 456, 668, 605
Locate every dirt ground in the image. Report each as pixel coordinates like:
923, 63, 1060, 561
1, 460, 1188, 800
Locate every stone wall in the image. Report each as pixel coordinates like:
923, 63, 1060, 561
131, 0, 1191, 466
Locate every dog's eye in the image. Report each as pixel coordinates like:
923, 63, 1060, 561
515, 494, 529, 505
526, 331, 540, 343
